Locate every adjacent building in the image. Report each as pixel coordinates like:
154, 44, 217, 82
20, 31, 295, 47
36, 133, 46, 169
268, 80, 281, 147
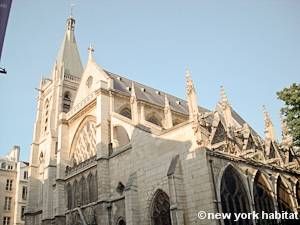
0, 146, 29, 225
25, 15, 300, 225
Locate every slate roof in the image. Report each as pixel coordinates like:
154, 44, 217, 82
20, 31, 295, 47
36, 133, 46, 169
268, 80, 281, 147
105, 70, 209, 115
103, 70, 263, 141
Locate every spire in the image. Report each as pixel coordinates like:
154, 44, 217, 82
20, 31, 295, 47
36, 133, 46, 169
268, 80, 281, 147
280, 115, 293, 149
88, 44, 95, 61
185, 69, 199, 120
218, 85, 233, 127
163, 95, 173, 129
55, 15, 83, 78
220, 85, 230, 109
263, 105, 276, 141
130, 82, 139, 125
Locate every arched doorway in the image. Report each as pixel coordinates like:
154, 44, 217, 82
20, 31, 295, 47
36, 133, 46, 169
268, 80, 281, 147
220, 165, 252, 225
253, 171, 275, 225
150, 189, 172, 225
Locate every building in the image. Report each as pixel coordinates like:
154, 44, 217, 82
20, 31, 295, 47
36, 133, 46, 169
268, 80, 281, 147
25, 15, 300, 225
0, 146, 29, 225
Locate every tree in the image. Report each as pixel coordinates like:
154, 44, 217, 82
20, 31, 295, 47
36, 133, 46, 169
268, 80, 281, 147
277, 83, 300, 147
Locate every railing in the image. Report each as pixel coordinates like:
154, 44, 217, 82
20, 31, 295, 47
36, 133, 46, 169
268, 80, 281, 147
65, 156, 96, 177
64, 74, 81, 83
66, 92, 96, 119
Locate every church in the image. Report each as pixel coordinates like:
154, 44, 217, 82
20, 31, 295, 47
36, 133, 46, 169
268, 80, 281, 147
25, 15, 300, 225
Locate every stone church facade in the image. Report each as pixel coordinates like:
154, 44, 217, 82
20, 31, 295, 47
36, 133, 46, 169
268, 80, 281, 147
25, 16, 300, 225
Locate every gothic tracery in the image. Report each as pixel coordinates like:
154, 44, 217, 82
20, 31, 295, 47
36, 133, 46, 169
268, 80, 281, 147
71, 118, 96, 165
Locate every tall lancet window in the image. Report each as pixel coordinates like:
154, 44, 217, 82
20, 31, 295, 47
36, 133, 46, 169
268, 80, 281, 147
253, 171, 275, 225
62, 91, 72, 113
220, 165, 252, 225
43, 99, 49, 134
150, 190, 172, 225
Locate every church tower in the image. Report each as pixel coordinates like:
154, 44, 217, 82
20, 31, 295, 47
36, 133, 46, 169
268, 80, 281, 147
25, 15, 83, 225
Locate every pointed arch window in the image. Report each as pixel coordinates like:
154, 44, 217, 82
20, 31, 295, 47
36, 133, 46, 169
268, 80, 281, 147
119, 107, 132, 119
220, 166, 252, 225
253, 172, 275, 225
66, 183, 72, 210
277, 177, 293, 213
88, 172, 98, 203
70, 117, 96, 166
150, 190, 171, 225
43, 99, 50, 133
146, 113, 162, 127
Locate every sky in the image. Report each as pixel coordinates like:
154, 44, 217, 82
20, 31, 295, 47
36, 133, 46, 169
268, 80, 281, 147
0, 0, 299, 161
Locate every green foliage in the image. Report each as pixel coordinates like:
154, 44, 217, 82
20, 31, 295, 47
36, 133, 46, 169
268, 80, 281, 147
277, 83, 300, 147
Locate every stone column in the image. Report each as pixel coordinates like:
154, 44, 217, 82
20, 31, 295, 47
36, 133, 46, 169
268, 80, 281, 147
96, 81, 111, 225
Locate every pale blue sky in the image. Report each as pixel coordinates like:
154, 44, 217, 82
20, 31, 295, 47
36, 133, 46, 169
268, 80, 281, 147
0, 0, 299, 161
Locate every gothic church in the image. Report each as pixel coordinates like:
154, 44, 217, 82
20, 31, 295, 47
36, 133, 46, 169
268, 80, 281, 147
25, 16, 300, 225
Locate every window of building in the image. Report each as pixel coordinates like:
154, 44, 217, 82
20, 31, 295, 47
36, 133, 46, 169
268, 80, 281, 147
4, 197, 12, 210
5, 180, 12, 191
21, 206, 25, 221
43, 99, 49, 133
1, 162, 6, 169
146, 114, 162, 127
7, 165, 13, 170
3, 217, 10, 225
23, 171, 28, 180
119, 107, 132, 119
22, 186, 27, 200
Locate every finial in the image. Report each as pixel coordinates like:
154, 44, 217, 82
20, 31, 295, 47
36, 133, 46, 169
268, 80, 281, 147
185, 67, 191, 79
280, 114, 288, 136
220, 85, 229, 105
263, 105, 276, 141
164, 95, 170, 108
66, 3, 76, 31
130, 82, 136, 99
88, 44, 95, 61
262, 105, 269, 122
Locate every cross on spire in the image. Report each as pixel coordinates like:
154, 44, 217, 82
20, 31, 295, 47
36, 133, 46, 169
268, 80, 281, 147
69, 1, 76, 17
88, 44, 95, 61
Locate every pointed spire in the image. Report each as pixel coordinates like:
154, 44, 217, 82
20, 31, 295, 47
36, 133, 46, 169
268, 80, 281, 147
88, 44, 95, 61
130, 82, 139, 125
55, 15, 83, 78
185, 68, 199, 120
263, 105, 276, 141
280, 115, 293, 149
163, 95, 173, 129
220, 85, 230, 108
217, 85, 233, 128
130, 82, 136, 100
